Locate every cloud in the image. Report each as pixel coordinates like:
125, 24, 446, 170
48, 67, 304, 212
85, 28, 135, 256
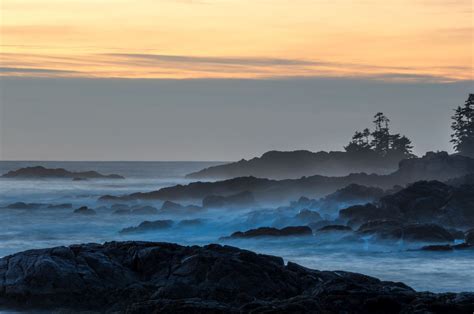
0, 52, 470, 82
0, 67, 80, 75
104, 53, 320, 67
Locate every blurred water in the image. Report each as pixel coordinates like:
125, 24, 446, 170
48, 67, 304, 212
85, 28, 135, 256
0, 161, 472, 293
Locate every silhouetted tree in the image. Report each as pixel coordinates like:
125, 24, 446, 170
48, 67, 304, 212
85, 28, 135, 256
390, 134, 414, 156
451, 94, 474, 157
345, 113, 414, 158
345, 130, 370, 153
371, 112, 391, 155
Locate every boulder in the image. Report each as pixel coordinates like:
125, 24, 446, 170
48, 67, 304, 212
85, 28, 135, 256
0, 241, 472, 313
73, 206, 96, 215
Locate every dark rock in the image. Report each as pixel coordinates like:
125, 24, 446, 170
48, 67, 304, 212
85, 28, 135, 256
340, 203, 393, 227
307, 220, 338, 231
340, 181, 474, 228
120, 220, 173, 233
465, 229, 474, 245
202, 191, 256, 208
99, 153, 474, 203
226, 226, 313, 239
4, 202, 45, 210
185, 149, 404, 180
317, 225, 353, 232
448, 228, 466, 240
421, 243, 474, 251
2, 166, 124, 179
0, 241, 473, 313
420, 245, 453, 251
73, 206, 96, 215
357, 221, 454, 243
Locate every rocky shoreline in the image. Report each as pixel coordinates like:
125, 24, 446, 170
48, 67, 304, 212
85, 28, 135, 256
0, 241, 473, 313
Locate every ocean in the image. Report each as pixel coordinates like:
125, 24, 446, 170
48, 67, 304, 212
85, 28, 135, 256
0, 161, 472, 293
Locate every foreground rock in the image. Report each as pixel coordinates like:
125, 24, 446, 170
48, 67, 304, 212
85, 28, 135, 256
224, 226, 313, 239
0, 241, 473, 313
2, 166, 124, 179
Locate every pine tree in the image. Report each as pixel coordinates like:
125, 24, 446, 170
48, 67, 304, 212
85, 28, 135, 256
451, 94, 474, 157
390, 134, 413, 156
371, 112, 390, 155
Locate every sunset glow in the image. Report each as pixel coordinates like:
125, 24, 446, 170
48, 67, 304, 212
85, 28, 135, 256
1, 0, 472, 80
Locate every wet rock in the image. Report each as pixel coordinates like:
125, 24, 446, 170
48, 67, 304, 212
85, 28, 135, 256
420, 245, 453, 251
73, 206, 96, 215
120, 220, 173, 233
465, 229, 474, 245
225, 226, 313, 239
357, 221, 454, 243
0, 241, 472, 313
316, 225, 353, 232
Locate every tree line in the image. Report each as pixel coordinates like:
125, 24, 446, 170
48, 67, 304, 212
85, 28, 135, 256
344, 113, 414, 158
344, 93, 474, 159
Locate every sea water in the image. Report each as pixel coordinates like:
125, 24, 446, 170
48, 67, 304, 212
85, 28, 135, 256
0, 161, 472, 293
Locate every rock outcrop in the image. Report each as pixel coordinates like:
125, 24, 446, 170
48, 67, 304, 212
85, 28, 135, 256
2, 166, 124, 179
100, 153, 474, 203
0, 241, 473, 313
339, 181, 474, 228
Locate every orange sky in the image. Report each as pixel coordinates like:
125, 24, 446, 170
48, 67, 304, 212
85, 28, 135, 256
1, 0, 473, 80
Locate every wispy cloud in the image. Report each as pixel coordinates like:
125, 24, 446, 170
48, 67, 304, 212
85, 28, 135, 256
0, 52, 470, 82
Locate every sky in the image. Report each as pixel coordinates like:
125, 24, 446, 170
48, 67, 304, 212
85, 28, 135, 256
0, 0, 473, 160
